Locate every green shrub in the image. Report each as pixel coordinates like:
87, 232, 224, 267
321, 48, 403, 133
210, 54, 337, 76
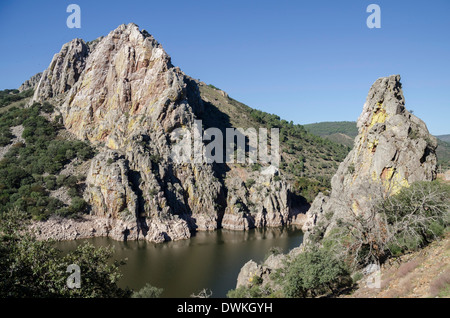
281, 247, 352, 298
131, 284, 163, 298
381, 180, 450, 255
0, 103, 94, 220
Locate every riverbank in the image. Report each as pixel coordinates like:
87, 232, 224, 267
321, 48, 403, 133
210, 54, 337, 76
29, 213, 306, 243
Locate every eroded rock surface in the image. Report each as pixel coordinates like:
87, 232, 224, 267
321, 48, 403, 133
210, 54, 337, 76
31, 23, 294, 242
302, 75, 438, 244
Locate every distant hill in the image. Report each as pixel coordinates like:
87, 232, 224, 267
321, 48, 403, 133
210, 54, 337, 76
437, 134, 450, 143
305, 121, 450, 170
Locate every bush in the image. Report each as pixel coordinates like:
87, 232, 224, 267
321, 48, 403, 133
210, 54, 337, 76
0, 103, 94, 220
381, 180, 450, 255
281, 247, 352, 298
69, 197, 88, 214
326, 180, 450, 268
131, 284, 163, 298
0, 208, 131, 298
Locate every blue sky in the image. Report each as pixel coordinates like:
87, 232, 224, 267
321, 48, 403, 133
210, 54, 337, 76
0, 0, 449, 135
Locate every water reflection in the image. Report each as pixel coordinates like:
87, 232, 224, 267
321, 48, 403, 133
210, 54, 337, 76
55, 226, 303, 297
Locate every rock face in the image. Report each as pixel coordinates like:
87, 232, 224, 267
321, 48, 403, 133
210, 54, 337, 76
302, 75, 438, 244
221, 166, 291, 230
235, 247, 302, 290
33, 39, 89, 102
19, 72, 42, 92
31, 23, 294, 242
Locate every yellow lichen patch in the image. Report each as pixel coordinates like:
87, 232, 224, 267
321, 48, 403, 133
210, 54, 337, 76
352, 201, 359, 213
107, 137, 119, 150
368, 139, 379, 153
369, 104, 387, 128
389, 173, 410, 195
380, 167, 410, 195
127, 116, 139, 131
371, 170, 378, 182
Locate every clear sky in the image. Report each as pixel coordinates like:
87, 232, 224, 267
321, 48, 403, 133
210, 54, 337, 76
0, 0, 449, 135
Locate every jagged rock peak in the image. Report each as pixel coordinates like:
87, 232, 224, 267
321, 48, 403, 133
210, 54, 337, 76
302, 74, 437, 244
19, 72, 42, 92
33, 38, 89, 102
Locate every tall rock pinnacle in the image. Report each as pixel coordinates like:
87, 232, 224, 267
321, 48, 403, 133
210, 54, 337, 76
302, 75, 438, 244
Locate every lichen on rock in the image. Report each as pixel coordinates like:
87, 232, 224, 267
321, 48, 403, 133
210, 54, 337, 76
302, 75, 438, 245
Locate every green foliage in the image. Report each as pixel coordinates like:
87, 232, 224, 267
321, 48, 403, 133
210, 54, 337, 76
380, 180, 450, 256
131, 284, 164, 298
226, 283, 274, 298
281, 247, 352, 298
293, 177, 330, 203
0, 88, 33, 108
304, 121, 359, 138
0, 208, 130, 298
264, 246, 282, 261
348, 163, 355, 174
0, 103, 94, 220
207, 84, 220, 90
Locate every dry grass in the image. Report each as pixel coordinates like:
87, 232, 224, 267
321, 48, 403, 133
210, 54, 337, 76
429, 269, 450, 297
397, 258, 421, 278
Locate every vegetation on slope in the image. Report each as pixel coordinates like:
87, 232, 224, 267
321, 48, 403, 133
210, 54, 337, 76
0, 98, 95, 221
199, 83, 351, 202
0, 89, 33, 108
0, 208, 131, 298
227, 180, 450, 298
304, 121, 358, 138
437, 134, 450, 143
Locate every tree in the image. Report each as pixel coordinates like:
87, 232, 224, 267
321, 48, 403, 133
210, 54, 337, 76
0, 208, 131, 298
281, 247, 352, 298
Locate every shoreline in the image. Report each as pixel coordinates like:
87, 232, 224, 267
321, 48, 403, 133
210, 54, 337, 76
29, 214, 306, 243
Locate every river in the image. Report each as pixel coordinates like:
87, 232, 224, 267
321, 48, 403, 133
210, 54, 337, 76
55, 226, 303, 298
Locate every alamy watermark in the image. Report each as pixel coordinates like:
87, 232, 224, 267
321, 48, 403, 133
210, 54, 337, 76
366, 4, 381, 29
66, 4, 81, 29
364, 263, 381, 289
66, 264, 81, 289
169, 120, 280, 169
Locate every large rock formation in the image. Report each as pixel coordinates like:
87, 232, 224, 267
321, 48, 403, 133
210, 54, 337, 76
302, 75, 438, 244
31, 23, 294, 242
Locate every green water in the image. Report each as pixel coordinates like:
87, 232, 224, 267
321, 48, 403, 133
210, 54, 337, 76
55, 226, 303, 298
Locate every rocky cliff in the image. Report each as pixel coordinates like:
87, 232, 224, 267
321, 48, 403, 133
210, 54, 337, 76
31, 23, 295, 242
302, 75, 438, 244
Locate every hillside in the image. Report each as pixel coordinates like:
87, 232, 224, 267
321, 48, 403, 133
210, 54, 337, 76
305, 121, 450, 170
198, 83, 350, 200
437, 134, 450, 143
0, 24, 354, 242
347, 233, 450, 298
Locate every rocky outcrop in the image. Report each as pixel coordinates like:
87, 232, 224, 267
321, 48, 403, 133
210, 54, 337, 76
235, 247, 302, 290
222, 166, 291, 230
30, 23, 297, 242
33, 38, 89, 102
19, 72, 42, 92
302, 75, 438, 244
